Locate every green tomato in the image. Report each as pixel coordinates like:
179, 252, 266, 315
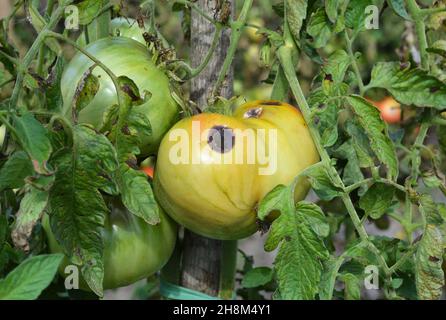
110, 17, 147, 44
61, 37, 180, 156
43, 198, 177, 290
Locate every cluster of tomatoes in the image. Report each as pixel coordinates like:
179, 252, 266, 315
46, 18, 407, 291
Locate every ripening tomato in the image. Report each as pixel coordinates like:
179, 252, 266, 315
154, 100, 319, 240
369, 97, 402, 124
61, 37, 180, 156
141, 165, 154, 178
43, 198, 177, 290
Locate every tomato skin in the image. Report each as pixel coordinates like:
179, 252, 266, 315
43, 199, 177, 290
370, 97, 401, 124
61, 37, 180, 156
141, 165, 154, 178
110, 17, 147, 44
154, 100, 319, 240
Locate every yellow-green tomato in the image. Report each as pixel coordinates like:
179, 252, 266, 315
154, 100, 319, 240
43, 199, 177, 290
61, 37, 180, 156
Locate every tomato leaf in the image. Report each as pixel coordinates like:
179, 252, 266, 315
285, 0, 307, 43
345, 0, 375, 36
347, 95, 398, 180
415, 195, 445, 300
45, 57, 66, 112
359, 183, 395, 219
367, 62, 446, 109
332, 140, 365, 186
322, 50, 351, 84
0, 151, 34, 191
307, 8, 333, 48
117, 164, 160, 225
304, 164, 344, 201
0, 254, 63, 300
387, 0, 411, 20
265, 201, 329, 299
241, 267, 274, 289
340, 273, 361, 300
76, 0, 108, 25
47, 125, 117, 297
11, 176, 54, 252
11, 113, 52, 175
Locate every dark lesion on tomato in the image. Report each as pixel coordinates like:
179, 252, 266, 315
259, 100, 283, 106
244, 107, 263, 119
207, 125, 235, 154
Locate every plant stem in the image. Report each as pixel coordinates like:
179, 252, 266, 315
407, 0, 429, 70
210, 0, 253, 99
174, 0, 216, 25
277, 44, 392, 276
344, 31, 365, 95
388, 243, 419, 274
180, 24, 223, 79
9, 0, 74, 111
410, 121, 429, 184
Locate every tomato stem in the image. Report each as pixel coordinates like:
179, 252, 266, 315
9, 0, 74, 111
210, 0, 253, 101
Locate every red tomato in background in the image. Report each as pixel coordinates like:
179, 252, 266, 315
368, 97, 402, 124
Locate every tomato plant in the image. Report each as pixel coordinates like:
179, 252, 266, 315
0, 0, 446, 302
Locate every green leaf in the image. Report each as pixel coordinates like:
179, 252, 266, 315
117, 164, 160, 225
266, 202, 329, 299
76, 0, 107, 25
0, 151, 34, 191
387, 0, 410, 20
325, 0, 340, 23
257, 184, 288, 221
0, 254, 63, 300
359, 183, 395, 219
11, 177, 53, 252
415, 195, 445, 300
242, 267, 274, 289
307, 8, 333, 48
368, 62, 446, 109
322, 50, 351, 84
344, 120, 375, 168
12, 113, 52, 175
333, 140, 365, 186
48, 125, 117, 297
0, 215, 7, 251
285, 0, 308, 43
341, 273, 361, 300
346, 95, 398, 180
305, 164, 344, 201
345, 0, 374, 35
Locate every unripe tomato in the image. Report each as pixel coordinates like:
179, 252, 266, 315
61, 37, 180, 156
369, 97, 402, 124
154, 100, 319, 240
43, 198, 177, 290
110, 17, 147, 44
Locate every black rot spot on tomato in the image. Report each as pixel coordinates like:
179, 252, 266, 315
207, 125, 235, 153
244, 107, 263, 119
